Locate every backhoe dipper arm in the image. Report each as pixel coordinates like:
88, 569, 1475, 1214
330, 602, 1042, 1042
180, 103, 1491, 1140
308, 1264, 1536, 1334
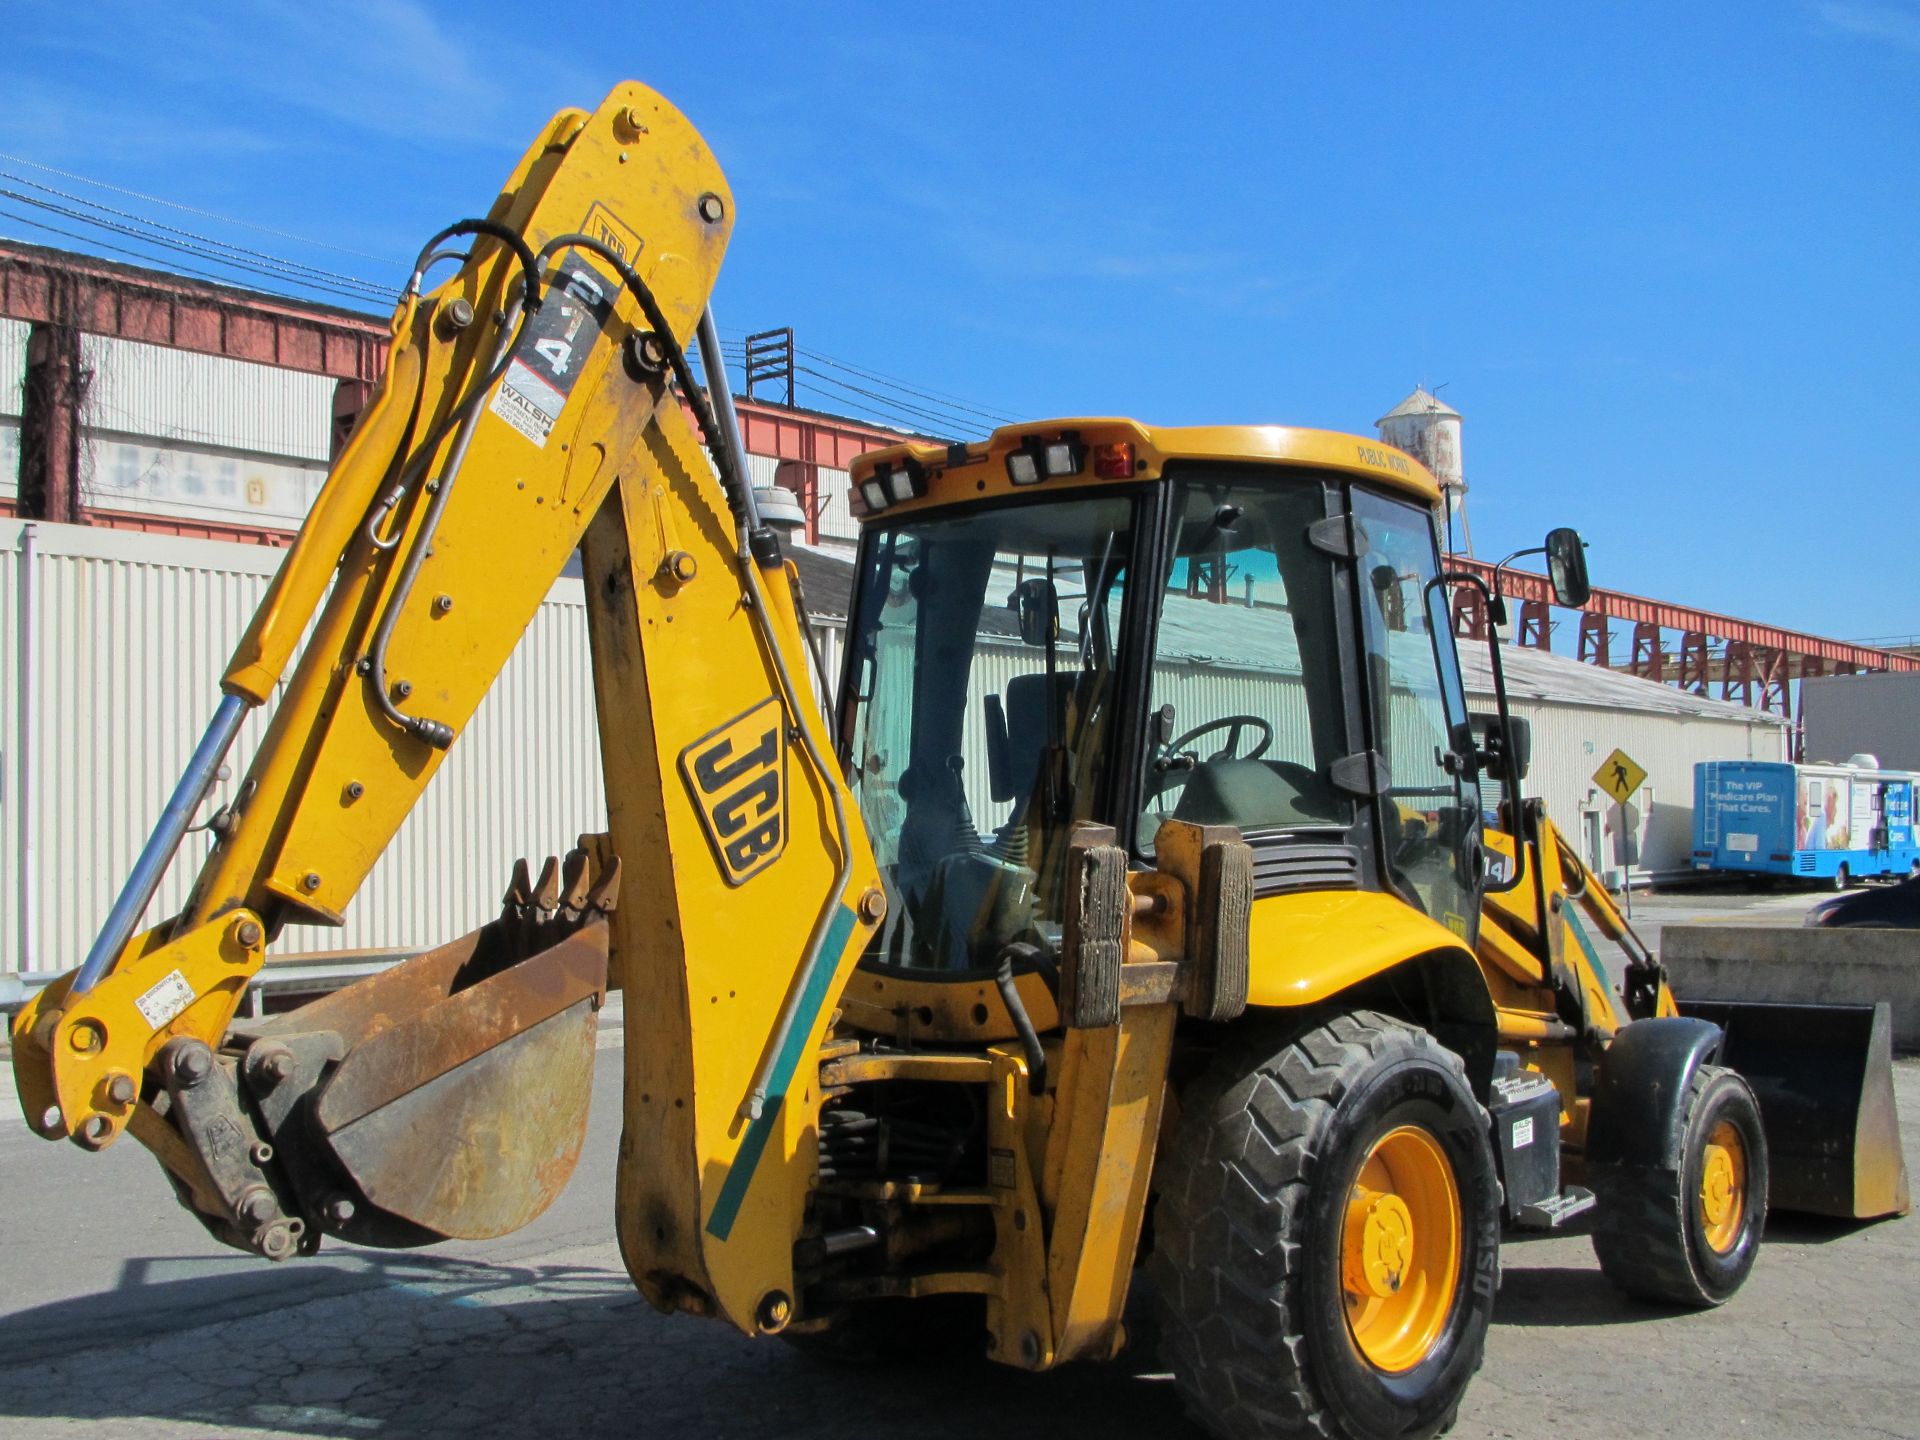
10, 84, 883, 1332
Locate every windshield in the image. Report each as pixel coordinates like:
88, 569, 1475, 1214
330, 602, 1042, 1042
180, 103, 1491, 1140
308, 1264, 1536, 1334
844, 493, 1139, 971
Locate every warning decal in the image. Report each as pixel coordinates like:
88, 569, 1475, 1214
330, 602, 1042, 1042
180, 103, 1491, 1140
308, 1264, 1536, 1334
135, 969, 196, 1029
491, 360, 567, 446
487, 263, 615, 449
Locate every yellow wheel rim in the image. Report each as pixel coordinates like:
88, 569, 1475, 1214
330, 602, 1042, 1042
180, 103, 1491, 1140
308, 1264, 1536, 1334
1699, 1119, 1747, 1254
1340, 1125, 1462, 1373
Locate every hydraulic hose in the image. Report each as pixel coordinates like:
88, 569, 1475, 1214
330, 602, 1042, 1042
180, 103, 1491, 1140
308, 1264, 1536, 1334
995, 943, 1049, 1096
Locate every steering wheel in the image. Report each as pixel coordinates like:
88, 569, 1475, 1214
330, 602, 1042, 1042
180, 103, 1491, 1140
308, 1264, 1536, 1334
1165, 715, 1274, 764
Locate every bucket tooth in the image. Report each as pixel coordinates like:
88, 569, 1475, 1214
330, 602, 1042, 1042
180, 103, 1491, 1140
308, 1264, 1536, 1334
501, 857, 533, 911
586, 855, 622, 915
561, 848, 592, 914
532, 856, 562, 913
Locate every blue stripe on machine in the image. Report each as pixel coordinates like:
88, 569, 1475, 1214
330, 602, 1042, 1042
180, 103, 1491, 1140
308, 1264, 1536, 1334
1563, 906, 1609, 990
704, 903, 860, 1241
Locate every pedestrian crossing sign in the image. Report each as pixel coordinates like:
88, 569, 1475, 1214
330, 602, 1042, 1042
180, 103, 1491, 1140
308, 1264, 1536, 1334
1593, 748, 1647, 806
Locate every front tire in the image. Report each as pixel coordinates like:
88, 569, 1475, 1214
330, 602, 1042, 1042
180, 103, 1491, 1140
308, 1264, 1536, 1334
1590, 1065, 1768, 1307
1149, 1011, 1500, 1440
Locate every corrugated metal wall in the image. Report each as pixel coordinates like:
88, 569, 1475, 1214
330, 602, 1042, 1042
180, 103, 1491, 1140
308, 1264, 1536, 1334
82, 336, 336, 463
77, 337, 336, 529
816, 468, 856, 543
1, 521, 602, 976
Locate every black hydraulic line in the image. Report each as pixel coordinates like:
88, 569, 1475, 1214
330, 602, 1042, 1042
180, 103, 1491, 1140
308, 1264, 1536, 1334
412, 219, 541, 310
359, 232, 545, 748
533, 232, 734, 479
361, 302, 532, 748
995, 943, 1049, 1096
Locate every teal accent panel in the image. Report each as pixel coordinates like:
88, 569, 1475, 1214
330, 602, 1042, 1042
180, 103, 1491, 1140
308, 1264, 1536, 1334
705, 904, 860, 1241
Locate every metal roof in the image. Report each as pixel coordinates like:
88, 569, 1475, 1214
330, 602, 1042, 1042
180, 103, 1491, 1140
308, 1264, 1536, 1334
1376, 387, 1461, 424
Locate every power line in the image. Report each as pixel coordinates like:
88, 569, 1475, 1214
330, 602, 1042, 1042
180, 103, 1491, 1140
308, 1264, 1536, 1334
0, 188, 387, 305
0, 204, 338, 297
0, 149, 399, 266
0, 153, 1023, 433
795, 366, 976, 433
718, 341, 1021, 437
793, 368, 975, 438
795, 346, 1019, 424
794, 379, 945, 437
0, 168, 391, 298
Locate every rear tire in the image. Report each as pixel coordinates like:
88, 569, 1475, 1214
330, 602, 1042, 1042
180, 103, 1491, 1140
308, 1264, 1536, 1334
1832, 863, 1851, 891
1590, 1065, 1768, 1308
1149, 1011, 1500, 1440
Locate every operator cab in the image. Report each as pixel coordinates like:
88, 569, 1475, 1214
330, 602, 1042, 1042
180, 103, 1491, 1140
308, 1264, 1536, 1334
839, 421, 1485, 991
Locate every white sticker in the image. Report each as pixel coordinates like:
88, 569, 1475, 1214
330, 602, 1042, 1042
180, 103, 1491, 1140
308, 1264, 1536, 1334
488, 358, 566, 447
135, 969, 196, 1029
1727, 832, 1760, 853
1511, 1116, 1535, 1149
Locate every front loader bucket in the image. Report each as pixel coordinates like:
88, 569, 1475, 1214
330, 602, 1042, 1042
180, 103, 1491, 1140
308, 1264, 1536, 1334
1681, 999, 1910, 1221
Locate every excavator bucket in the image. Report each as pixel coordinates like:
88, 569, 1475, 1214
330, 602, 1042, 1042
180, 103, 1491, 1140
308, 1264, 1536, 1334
1681, 999, 1911, 1221
144, 848, 618, 1258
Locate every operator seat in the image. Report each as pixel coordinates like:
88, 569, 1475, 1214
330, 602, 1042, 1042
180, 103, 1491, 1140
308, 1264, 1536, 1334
1172, 757, 1345, 831
1002, 671, 1070, 822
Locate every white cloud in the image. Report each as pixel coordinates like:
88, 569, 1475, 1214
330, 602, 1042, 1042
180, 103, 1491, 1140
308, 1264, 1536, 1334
1815, 1, 1920, 52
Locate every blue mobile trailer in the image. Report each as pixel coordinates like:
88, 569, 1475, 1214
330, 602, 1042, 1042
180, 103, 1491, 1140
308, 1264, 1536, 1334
1693, 760, 1920, 885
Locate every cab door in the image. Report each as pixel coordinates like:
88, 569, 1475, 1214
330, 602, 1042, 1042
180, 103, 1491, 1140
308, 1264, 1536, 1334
1348, 488, 1484, 942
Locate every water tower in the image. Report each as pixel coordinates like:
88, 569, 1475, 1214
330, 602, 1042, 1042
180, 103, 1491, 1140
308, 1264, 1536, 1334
1377, 387, 1470, 554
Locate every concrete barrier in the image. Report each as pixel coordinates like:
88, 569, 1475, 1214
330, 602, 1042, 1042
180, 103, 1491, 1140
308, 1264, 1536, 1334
1662, 925, 1920, 1052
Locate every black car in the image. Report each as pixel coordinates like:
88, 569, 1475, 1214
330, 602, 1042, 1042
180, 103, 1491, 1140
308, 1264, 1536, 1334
1805, 873, 1920, 928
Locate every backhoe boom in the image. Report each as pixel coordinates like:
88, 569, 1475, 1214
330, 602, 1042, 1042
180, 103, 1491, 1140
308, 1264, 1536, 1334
10, 83, 883, 1335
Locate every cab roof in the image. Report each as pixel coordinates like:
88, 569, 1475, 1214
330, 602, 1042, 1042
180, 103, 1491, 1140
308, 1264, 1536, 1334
847, 417, 1442, 519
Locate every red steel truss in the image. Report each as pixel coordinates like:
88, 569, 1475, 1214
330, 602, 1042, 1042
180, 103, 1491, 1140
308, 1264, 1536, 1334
1445, 553, 1918, 744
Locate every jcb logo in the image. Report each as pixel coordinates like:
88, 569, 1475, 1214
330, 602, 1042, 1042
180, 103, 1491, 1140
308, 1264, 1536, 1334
680, 699, 787, 886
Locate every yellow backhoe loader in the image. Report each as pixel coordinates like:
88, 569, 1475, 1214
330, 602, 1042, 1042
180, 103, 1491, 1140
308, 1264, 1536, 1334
10, 83, 1908, 1440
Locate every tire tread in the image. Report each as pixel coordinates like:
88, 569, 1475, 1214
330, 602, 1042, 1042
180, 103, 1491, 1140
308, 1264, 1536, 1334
1589, 1064, 1763, 1308
1148, 1011, 1484, 1440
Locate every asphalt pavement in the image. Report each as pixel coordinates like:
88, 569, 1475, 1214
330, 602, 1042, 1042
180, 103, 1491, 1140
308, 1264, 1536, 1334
2, 884, 1915, 1439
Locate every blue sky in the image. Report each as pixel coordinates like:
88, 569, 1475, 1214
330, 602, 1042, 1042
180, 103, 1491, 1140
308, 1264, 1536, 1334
4, 2, 1916, 642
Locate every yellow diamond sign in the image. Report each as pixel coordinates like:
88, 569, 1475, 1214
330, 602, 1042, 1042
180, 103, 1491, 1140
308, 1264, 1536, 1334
1593, 748, 1647, 806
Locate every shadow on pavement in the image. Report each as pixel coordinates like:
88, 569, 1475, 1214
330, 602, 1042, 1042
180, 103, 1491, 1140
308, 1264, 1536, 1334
1490, 1264, 1672, 1328
1763, 1212, 1889, 1247
0, 1251, 1203, 1440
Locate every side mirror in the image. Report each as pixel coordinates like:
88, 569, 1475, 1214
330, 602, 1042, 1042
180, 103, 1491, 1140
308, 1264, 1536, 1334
1473, 712, 1532, 782
1010, 578, 1059, 647
1545, 527, 1591, 607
